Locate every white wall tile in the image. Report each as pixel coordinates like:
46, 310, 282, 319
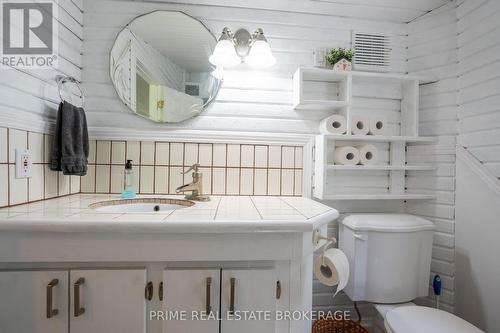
80, 165, 95, 193
255, 146, 268, 168
281, 170, 294, 196
200, 167, 211, 195
58, 174, 70, 196
294, 170, 303, 196
95, 165, 110, 193
96, 141, 111, 164
240, 169, 254, 195
155, 142, 169, 165
29, 165, 44, 201
199, 144, 212, 166
184, 143, 198, 166
268, 146, 281, 168
110, 165, 123, 193
213, 144, 226, 167
282, 147, 295, 168
70, 176, 81, 194
44, 166, 59, 198
86, 139, 96, 164
0, 165, 9, 206
154, 166, 168, 193
126, 141, 140, 164
241, 145, 254, 167
0, 128, 7, 163
169, 166, 183, 194
170, 143, 184, 166
9, 165, 27, 204
226, 168, 240, 195
227, 144, 240, 167
139, 166, 154, 193
9, 129, 27, 163
28, 132, 44, 164
295, 147, 303, 168
111, 141, 126, 165
267, 169, 281, 195
254, 169, 267, 195
141, 141, 155, 165
212, 168, 225, 195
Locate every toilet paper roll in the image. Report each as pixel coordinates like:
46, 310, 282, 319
334, 146, 360, 165
358, 144, 379, 165
320, 115, 347, 135
369, 117, 387, 135
314, 248, 350, 295
351, 116, 370, 135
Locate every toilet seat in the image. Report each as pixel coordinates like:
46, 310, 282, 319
385, 306, 484, 333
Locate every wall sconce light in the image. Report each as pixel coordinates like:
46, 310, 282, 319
209, 27, 276, 69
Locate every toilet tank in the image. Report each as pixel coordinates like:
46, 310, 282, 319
339, 214, 435, 304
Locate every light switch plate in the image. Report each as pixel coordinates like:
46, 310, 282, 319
15, 149, 32, 178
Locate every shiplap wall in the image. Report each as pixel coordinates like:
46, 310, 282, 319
406, 1, 459, 313
457, 0, 500, 178
0, 0, 83, 133
82, 0, 408, 136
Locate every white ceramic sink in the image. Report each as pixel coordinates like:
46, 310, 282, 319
90, 198, 194, 213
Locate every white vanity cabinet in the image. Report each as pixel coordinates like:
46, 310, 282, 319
162, 268, 279, 333
0, 271, 69, 333
0, 269, 147, 333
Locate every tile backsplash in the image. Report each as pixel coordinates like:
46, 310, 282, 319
81, 140, 303, 196
0, 127, 81, 208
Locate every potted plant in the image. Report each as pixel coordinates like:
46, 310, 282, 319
325, 48, 354, 71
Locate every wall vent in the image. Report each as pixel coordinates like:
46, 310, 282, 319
352, 32, 392, 72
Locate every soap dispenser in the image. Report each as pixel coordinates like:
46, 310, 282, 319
121, 160, 136, 199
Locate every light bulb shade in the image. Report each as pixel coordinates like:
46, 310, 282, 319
245, 40, 276, 68
209, 39, 240, 67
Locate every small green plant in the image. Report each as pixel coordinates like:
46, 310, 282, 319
325, 48, 354, 66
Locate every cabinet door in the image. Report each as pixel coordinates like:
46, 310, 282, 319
162, 269, 220, 333
0, 271, 68, 333
70, 269, 147, 333
221, 268, 277, 333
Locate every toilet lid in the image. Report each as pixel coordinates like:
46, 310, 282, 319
386, 306, 484, 333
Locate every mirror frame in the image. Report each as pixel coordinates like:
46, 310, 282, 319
109, 10, 222, 123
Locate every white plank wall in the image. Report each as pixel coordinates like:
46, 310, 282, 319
457, 0, 500, 178
406, 1, 459, 313
82, 0, 408, 136
0, 0, 84, 133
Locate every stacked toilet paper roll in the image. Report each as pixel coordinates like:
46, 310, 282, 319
334, 146, 360, 165
314, 249, 350, 295
358, 144, 379, 165
320, 115, 347, 135
369, 117, 387, 135
351, 116, 369, 135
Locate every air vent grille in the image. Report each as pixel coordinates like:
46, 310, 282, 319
353, 32, 392, 71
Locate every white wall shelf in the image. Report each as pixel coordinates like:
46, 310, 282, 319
323, 194, 436, 201
322, 135, 436, 143
326, 165, 435, 171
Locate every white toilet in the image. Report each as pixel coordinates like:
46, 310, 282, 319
339, 214, 484, 333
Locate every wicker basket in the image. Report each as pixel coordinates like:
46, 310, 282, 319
312, 319, 369, 333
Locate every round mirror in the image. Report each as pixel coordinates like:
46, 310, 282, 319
110, 11, 221, 123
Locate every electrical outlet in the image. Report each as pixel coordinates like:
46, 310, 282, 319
15, 149, 32, 179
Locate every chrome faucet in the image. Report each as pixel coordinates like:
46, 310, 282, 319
175, 163, 210, 201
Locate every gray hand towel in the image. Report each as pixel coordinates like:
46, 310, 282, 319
50, 101, 89, 176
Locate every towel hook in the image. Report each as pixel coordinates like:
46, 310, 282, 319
56, 75, 85, 105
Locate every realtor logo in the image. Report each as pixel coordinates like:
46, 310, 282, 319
1, 0, 58, 68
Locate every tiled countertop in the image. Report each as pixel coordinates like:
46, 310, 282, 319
0, 194, 338, 233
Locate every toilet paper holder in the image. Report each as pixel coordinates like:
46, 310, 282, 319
313, 229, 337, 265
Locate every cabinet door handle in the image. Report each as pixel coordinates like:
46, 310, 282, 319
205, 277, 212, 313
73, 277, 85, 317
159, 282, 164, 302
46, 279, 59, 318
145, 281, 154, 301
229, 277, 235, 315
